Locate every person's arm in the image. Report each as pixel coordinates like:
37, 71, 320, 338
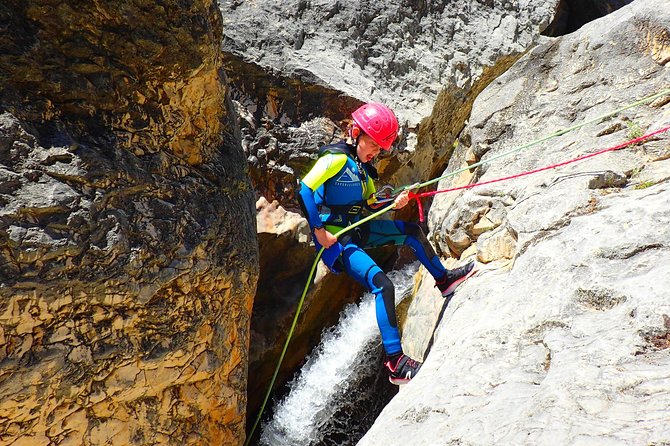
367, 177, 420, 211
298, 182, 323, 229
393, 190, 410, 209
298, 154, 347, 247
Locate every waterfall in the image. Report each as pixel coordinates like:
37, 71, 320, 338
260, 262, 420, 446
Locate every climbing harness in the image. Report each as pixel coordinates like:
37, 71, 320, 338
244, 87, 670, 446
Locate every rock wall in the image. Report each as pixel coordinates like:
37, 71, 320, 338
1, 0, 226, 161
220, 0, 565, 198
220, 0, 562, 127
0, 1, 257, 445
360, 0, 670, 444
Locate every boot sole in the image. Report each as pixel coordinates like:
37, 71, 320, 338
388, 377, 411, 385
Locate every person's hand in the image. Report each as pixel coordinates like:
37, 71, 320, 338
393, 190, 410, 209
314, 227, 338, 248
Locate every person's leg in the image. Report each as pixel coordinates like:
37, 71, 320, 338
366, 220, 445, 275
339, 240, 402, 355
338, 227, 424, 383
366, 220, 475, 297
339, 243, 423, 384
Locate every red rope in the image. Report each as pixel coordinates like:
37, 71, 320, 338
408, 125, 670, 222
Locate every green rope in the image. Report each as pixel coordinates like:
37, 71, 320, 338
244, 87, 670, 446
244, 204, 398, 446
394, 87, 670, 194
244, 246, 325, 446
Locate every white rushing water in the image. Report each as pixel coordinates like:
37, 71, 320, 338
260, 263, 419, 446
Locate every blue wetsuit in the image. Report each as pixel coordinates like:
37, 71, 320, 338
298, 142, 448, 355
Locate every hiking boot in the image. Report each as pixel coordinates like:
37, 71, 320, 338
435, 261, 476, 298
384, 354, 422, 385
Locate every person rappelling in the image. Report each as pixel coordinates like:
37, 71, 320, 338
298, 102, 476, 385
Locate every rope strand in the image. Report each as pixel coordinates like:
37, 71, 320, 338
409, 125, 670, 222
395, 87, 670, 195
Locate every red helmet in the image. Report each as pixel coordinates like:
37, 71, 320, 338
351, 102, 399, 150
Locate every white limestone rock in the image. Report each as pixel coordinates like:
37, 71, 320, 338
360, 1, 670, 444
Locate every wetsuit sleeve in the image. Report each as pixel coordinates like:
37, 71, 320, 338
301, 154, 347, 190
298, 182, 323, 229
299, 154, 347, 229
